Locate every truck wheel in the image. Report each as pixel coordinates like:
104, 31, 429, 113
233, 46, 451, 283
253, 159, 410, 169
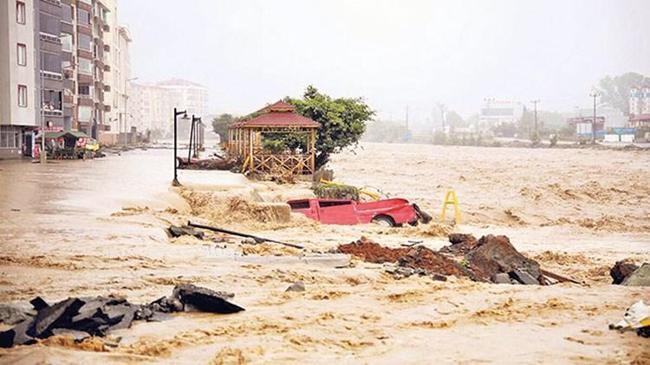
372, 216, 395, 227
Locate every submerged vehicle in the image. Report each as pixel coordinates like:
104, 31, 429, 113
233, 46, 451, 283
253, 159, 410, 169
287, 198, 431, 227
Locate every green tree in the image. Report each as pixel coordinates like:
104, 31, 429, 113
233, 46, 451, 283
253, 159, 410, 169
211, 113, 235, 141
597, 72, 650, 115
287, 85, 374, 168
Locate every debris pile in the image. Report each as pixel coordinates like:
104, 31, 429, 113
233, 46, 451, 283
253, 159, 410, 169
398, 246, 470, 280
338, 237, 410, 264
339, 234, 572, 285
610, 259, 639, 284
610, 262, 650, 287
465, 234, 543, 284
338, 237, 469, 280
177, 156, 238, 170
440, 233, 478, 254
0, 284, 244, 348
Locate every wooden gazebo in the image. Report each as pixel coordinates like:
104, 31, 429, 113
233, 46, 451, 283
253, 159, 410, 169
226, 101, 320, 177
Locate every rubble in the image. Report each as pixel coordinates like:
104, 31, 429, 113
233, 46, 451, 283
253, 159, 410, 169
398, 246, 470, 279
177, 157, 238, 170
168, 225, 205, 240
339, 234, 568, 286
338, 237, 470, 280
610, 259, 639, 284
285, 281, 306, 292
440, 233, 479, 255
465, 235, 543, 284
337, 237, 410, 264
621, 263, 650, 287
0, 284, 244, 348
0, 304, 34, 325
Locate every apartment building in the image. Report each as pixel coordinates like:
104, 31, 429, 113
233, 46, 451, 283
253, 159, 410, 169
1, 0, 130, 158
0, 0, 39, 158
628, 86, 650, 128
128, 79, 209, 138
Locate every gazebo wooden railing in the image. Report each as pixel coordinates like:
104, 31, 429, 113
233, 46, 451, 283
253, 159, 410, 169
226, 101, 320, 177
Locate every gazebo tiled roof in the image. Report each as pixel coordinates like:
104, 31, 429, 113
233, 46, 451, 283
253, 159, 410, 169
237, 100, 320, 129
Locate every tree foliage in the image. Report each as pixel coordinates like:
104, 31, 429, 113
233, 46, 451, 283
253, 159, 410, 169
287, 85, 374, 168
211, 113, 235, 142
597, 72, 650, 115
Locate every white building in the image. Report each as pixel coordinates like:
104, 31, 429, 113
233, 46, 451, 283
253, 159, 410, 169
0, 0, 38, 158
478, 98, 523, 130
629, 86, 650, 116
101, 0, 131, 140
128, 78, 208, 137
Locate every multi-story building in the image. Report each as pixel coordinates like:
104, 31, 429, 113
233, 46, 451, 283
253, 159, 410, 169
629, 86, 650, 128
1, 0, 130, 158
128, 79, 209, 138
0, 0, 39, 158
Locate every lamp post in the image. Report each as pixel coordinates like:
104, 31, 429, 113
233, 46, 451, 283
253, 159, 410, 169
589, 91, 601, 144
189, 115, 201, 160
173, 108, 188, 186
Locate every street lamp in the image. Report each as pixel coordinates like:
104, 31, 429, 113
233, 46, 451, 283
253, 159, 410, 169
172, 108, 188, 186
189, 115, 201, 160
589, 91, 601, 144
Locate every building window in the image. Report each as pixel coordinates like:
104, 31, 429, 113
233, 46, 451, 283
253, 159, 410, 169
0, 127, 22, 149
78, 33, 92, 51
18, 85, 27, 107
61, 3, 73, 23
17, 43, 26, 66
78, 106, 92, 121
78, 83, 93, 97
61, 33, 73, 52
16, 1, 26, 24
77, 8, 90, 25
78, 58, 92, 75
41, 52, 62, 73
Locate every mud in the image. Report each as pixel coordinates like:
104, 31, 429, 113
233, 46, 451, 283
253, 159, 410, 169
1, 146, 649, 364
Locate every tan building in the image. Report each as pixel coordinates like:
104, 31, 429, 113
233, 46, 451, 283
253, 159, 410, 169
0, 0, 39, 158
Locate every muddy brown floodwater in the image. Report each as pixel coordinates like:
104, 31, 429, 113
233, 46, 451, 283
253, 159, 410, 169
0, 144, 648, 364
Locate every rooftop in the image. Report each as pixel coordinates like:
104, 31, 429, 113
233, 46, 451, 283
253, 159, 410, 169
234, 100, 320, 129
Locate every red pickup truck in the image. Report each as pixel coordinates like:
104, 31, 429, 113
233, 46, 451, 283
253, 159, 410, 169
287, 198, 431, 227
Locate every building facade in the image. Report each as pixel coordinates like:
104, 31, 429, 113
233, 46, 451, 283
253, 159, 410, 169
128, 79, 209, 138
0, 0, 39, 158
629, 86, 650, 128
0, 0, 130, 158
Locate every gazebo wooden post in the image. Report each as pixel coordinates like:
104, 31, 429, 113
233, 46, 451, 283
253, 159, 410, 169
249, 128, 255, 171
310, 128, 316, 173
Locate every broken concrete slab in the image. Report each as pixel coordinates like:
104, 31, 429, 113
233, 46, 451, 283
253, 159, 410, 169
493, 273, 512, 284
0, 284, 245, 348
51, 329, 91, 342
172, 284, 244, 314
622, 263, 650, 287
285, 281, 306, 292
510, 269, 540, 285
168, 225, 204, 240
441, 233, 479, 255
611, 259, 639, 285
0, 304, 35, 326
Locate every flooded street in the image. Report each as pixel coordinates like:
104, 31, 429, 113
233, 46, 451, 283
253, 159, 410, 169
0, 144, 649, 364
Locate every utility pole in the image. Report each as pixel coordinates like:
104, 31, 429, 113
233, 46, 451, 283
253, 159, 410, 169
589, 91, 601, 144
531, 100, 540, 141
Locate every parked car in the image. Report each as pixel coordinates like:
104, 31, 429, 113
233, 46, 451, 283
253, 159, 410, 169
287, 198, 431, 227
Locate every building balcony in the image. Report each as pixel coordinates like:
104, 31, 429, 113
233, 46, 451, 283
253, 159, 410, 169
39, 32, 61, 45
41, 71, 63, 81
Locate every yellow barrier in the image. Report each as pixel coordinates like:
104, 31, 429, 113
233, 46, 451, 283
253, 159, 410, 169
440, 189, 461, 224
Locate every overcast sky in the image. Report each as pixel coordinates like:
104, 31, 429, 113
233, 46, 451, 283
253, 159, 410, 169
120, 0, 650, 122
